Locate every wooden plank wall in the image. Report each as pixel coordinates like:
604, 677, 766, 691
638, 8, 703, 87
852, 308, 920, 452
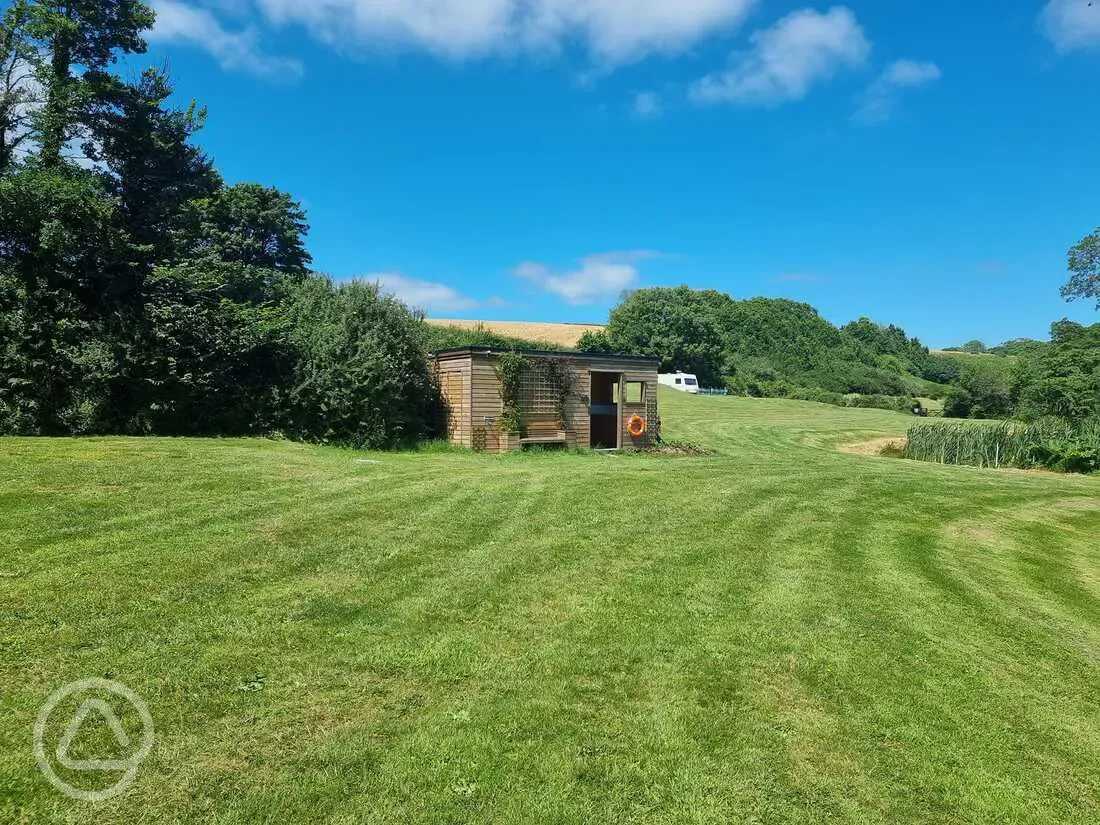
470, 354, 504, 452
436, 356, 472, 447
568, 367, 591, 449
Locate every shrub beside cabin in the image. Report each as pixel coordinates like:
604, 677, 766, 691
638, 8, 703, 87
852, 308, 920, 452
435, 347, 659, 451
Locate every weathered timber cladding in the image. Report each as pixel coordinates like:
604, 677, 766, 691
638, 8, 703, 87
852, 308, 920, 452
435, 357, 472, 447
470, 355, 503, 452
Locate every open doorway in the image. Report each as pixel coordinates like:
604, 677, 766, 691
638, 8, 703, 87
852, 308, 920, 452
589, 371, 621, 449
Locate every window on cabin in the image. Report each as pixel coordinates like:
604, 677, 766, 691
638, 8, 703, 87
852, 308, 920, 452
684, 378, 698, 387
675, 377, 682, 385
625, 382, 645, 404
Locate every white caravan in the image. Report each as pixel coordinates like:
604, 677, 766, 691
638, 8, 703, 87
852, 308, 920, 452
659, 372, 700, 394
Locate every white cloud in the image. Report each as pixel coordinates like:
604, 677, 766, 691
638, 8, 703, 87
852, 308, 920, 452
257, 0, 513, 58
690, 6, 870, 106
515, 251, 659, 304
632, 91, 663, 119
1041, 0, 1100, 52
367, 273, 481, 314
854, 58, 941, 125
880, 59, 941, 87
525, 0, 758, 63
150, 1, 303, 78
255, 0, 756, 64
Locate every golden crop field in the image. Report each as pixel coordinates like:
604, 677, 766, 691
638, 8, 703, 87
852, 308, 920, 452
426, 319, 605, 348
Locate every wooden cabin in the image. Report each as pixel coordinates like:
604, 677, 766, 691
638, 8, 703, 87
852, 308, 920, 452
435, 347, 660, 452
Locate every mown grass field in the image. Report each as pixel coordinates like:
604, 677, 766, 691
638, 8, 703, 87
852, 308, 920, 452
2, 390, 1099, 824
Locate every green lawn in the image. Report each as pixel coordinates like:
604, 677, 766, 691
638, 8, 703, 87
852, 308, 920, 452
3, 389, 1099, 824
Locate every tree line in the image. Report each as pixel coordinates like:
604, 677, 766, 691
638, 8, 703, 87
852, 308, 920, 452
0, 1, 440, 447
580, 281, 1099, 423
578, 289, 955, 399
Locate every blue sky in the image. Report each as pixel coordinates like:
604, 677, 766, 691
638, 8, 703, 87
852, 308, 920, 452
139, 0, 1100, 347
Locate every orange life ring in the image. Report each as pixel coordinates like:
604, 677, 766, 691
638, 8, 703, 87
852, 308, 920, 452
627, 415, 646, 438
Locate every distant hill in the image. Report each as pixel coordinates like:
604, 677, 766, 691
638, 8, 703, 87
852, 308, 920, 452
426, 319, 604, 349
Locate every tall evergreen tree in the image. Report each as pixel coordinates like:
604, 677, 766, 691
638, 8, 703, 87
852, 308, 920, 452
86, 66, 220, 279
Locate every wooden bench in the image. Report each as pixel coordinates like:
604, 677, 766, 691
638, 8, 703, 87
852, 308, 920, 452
520, 435, 568, 445
520, 417, 568, 447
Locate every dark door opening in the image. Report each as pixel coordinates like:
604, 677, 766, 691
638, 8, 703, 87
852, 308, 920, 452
589, 371, 621, 449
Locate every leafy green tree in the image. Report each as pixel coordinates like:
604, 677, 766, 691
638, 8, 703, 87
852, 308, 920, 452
943, 357, 1014, 419
1062, 228, 1099, 309
176, 184, 312, 291
282, 278, 439, 448
576, 328, 612, 353
0, 263, 30, 430
960, 340, 988, 354
140, 260, 291, 435
1013, 320, 1100, 421
0, 168, 126, 432
606, 286, 731, 386
136, 180, 311, 433
25, 0, 153, 167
